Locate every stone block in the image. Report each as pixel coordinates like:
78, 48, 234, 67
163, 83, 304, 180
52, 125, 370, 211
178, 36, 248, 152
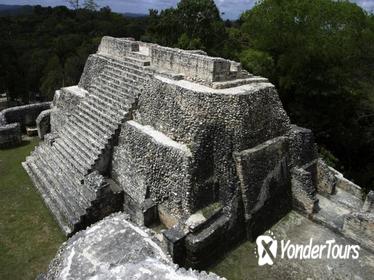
329, 166, 363, 199
150, 44, 231, 83
0, 123, 21, 148
1, 102, 51, 130
163, 225, 188, 265
316, 159, 336, 195
342, 212, 374, 251
363, 191, 374, 213
36, 109, 52, 139
234, 136, 292, 239
97, 36, 139, 60
288, 125, 317, 168
43, 213, 222, 280
50, 86, 86, 133
291, 167, 318, 214
78, 54, 107, 90
112, 120, 193, 218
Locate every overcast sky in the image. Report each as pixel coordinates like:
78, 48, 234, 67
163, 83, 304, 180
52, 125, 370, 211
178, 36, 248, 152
0, 0, 372, 19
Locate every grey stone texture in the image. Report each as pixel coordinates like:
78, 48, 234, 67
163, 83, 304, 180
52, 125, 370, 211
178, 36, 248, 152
316, 159, 337, 195
291, 167, 318, 214
0, 122, 21, 148
112, 120, 193, 221
343, 212, 374, 251
234, 136, 292, 238
0, 102, 51, 147
42, 213, 222, 280
36, 109, 52, 139
50, 87, 86, 133
363, 191, 374, 213
1, 102, 51, 129
288, 125, 317, 168
23, 36, 373, 272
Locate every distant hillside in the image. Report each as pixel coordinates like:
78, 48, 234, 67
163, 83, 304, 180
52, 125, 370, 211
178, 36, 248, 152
0, 4, 33, 16
122, 12, 147, 18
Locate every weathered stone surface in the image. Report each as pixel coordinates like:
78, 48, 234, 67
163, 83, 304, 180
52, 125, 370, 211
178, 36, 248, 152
50, 86, 86, 133
343, 212, 374, 251
363, 191, 374, 213
234, 136, 292, 238
78, 54, 107, 90
36, 109, 52, 139
212, 211, 374, 280
0, 112, 6, 125
112, 120, 193, 220
291, 167, 318, 214
316, 159, 336, 195
329, 166, 363, 199
0, 122, 21, 148
42, 213, 223, 280
288, 125, 317, 168
1, 102, 51, 129
23, 36, 374, 273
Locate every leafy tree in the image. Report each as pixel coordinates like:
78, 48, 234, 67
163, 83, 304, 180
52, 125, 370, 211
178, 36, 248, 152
145, 0, 227, 55
240, 0, 374, 189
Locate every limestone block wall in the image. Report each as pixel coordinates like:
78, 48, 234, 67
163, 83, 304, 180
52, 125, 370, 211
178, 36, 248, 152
78, 54, 108, 90
97, 36, 139, 60
0, 123, 21, 148
130, 77, 290, 210
1, 102, 51, 130
112, 121, 194, 221
150, 45, 231, 83
36, 109, 52, 139
234, 136, 292, 238
50, 86, 86, 133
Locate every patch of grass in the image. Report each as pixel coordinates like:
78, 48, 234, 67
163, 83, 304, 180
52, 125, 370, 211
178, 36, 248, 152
0, 138, 65, 280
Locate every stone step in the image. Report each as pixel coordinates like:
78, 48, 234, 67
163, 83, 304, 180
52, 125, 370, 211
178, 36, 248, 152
53, 141, 87, 175
312, 194, 351, 232
87, 92, 129, 112
51, 146, 88, 191
101, 70, 145, 87
69, 115, 109, 146
63, 124, 103, 152
80, 98, 123, 122
48, 144, 96, 203
92, 81, 137, 101
79, 101, 120, 127
89, 86, 124, 106
121, 55, 151, 66
29, 157, 81, 231
34, 148, 88, 218
104, 67, 147, 84
72, 112, 110, 139
59, 130, 97, 165
96, 76, 139, 97
77, 104, 117, 131
103, 57, 155, 78
37, 145, 92, 209
105, 62, 151, 79
22, 161, 73, 236
330, 187, 363, 211
58, 138, 92, 171
212, 76, 268, 89
90, 84, 134, 105
127, 51, 150, 61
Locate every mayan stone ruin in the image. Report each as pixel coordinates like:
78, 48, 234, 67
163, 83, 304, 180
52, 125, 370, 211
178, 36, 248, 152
22, 37, 373, 275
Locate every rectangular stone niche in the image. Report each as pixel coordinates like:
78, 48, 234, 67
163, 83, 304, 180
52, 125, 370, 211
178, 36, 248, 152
112, 120, 194, 225
234, 136, 292, 239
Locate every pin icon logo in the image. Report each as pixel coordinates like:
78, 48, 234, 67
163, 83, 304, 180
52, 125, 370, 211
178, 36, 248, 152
256, 234, 278, 266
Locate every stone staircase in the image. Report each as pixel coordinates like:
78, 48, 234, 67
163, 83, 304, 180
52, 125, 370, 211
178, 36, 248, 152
23, 56, 151, 236
312, 185, 364, 233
